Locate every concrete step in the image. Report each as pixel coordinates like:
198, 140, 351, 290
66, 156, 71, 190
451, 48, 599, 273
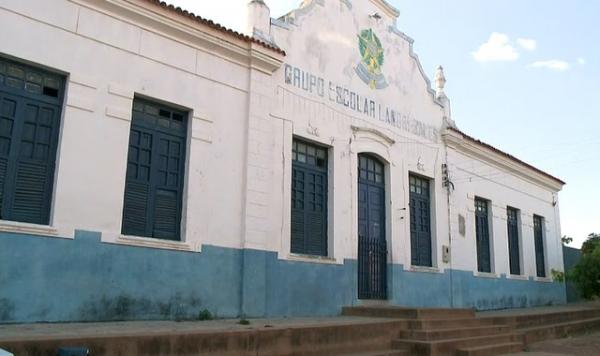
406, 317, 497, 330
399, 324, 512, 341
484, 308, 600, 328
392, 333, 523, 356
455, 342, 524, 356
342, 306, 475, 320
520, 316, 600, 344
339, 349, 410, 356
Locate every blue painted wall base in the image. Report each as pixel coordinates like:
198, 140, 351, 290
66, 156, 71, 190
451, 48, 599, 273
0, 230, 566, 323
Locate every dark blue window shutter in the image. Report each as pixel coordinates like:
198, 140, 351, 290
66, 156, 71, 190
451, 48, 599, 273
507, 207, 521, 275
409, 174, 432, 267
0, 58, 63, 225
122, 99, 187, 241
290, 139, 328, 256
475, 198, 491, 273
534, 215, 546, 277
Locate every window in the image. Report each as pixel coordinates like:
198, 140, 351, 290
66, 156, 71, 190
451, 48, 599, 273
533, 215, 546, 277
0, 57, 64, 225
409, 174, 432, 267
507, 207, 521, 275
475, 197, 491, 273
121, 98, 187, 241
291, 139, 328, 256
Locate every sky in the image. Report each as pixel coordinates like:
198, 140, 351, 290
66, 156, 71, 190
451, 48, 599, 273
168, 0, 599, 248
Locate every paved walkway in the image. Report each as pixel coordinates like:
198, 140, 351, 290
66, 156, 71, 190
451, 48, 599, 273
504, 331, 600, 355
0, 316, 390, 342
477, 301, 600, 318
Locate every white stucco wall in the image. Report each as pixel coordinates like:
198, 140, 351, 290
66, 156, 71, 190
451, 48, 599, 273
0, 0, 564, 281
0, 0, 261, 252
447, 147, 564, 279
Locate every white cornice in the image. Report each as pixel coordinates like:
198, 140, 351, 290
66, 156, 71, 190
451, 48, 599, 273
71, 0, 283, 74
443, 130, 564, 192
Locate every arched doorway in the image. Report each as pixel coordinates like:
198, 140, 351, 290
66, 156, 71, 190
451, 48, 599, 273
357, 153, 387, 299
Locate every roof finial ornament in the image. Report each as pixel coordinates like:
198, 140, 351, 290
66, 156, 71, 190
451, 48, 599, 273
434, 65, 456, 128
435, 65, 447, 100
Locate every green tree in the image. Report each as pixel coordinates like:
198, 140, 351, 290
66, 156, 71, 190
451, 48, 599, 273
561, 235, 573, 245
570, 233, 600, 299
581, 233, 600, 255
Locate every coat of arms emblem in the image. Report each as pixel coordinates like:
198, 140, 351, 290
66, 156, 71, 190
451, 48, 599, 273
355, 29, 388, 89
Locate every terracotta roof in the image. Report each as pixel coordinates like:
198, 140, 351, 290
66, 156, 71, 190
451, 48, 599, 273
448, 127, 566, 186
144, 0, 286, 56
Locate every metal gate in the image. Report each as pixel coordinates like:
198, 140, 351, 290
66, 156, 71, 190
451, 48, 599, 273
357, 154, 387, 300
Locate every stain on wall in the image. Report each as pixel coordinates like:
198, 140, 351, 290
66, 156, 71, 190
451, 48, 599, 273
0, 230, 567, 324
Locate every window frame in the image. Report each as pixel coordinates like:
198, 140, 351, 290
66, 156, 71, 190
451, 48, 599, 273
474, 197, 493, 273
0, 56, 66, 226
121, 96, 189, 241
408, 172, 433, 267
506, 206, 521, 275
290, 137, 329, 257
533, 214, 547, 278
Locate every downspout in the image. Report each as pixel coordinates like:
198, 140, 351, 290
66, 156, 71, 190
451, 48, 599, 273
435, 66, 456, 308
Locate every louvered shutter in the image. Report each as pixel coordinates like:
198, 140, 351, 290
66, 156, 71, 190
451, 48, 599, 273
122, 180, 149, 236
305, 171, 327, 255
507, 208, 521, 275
122, 99, 186, 240
0, 95, 16, 220
10, 102, 58, 224
290, 140, 328, 256
409, 175, 432, 267
475, 198, 491, 273
534, 216, 546, 277
0, 58, 63, 225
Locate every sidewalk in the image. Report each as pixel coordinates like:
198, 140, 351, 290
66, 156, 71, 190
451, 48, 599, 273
0, 316, 388, 342
504, 330, 600, 355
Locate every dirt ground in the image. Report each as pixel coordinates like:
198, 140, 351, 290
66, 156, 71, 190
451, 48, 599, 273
506, 331, 600, 355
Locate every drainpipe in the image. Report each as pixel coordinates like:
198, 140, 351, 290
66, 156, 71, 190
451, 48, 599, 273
436, 66, 456, 308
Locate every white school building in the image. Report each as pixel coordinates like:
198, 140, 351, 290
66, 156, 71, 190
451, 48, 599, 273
0, 0, 566, 323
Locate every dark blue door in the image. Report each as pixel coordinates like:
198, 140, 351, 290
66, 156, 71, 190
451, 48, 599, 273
357, 154, 387, 300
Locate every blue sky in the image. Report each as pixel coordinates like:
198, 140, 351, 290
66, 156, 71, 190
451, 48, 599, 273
169, 0, 599, 248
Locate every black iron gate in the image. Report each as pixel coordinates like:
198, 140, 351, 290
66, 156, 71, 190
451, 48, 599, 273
357, 154, 387, 299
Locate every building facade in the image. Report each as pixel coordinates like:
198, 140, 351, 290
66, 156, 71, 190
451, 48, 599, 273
0, 0, 566, 324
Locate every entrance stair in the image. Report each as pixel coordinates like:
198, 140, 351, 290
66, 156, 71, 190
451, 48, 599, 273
341, 304, 600, 356
1, 304, 600, 355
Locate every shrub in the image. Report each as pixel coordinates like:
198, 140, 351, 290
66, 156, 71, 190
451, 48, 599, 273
570, 233, 600, 299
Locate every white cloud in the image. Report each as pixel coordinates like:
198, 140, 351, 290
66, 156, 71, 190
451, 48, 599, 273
577, 57, 586, 65
530, 60, 571, 71
472, 33, 519, 62
517, 38, 537, 51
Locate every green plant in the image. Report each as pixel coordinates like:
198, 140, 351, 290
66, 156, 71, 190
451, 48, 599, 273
238, 318, 250, 325
570, 233, 600, 299
551, 269, 565, 282
581, 233, 600, 255
197, 309, 213, 321
561, 235, 573, 245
